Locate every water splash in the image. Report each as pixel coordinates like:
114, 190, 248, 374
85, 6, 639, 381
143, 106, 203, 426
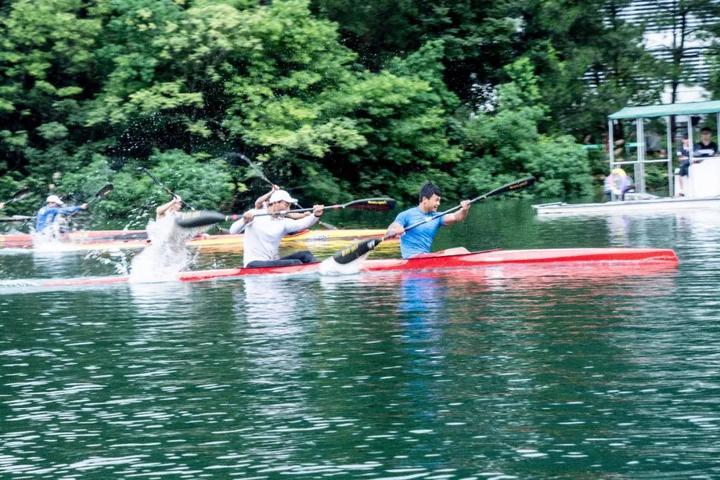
318, 253, 368, 276
128, 215, 203, 283
31, 224, 73, 252
84, 249, 133, 275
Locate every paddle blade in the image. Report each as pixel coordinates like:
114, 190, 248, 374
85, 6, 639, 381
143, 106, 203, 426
94, 183, 114, 200
346, 198, 397, 211
332, 238, 383, 265
6, 187, 32, 204
479, 176, 536, 201
175, 211, 227, 228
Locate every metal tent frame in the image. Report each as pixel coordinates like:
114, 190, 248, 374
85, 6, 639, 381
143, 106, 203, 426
608, 101, 720, 198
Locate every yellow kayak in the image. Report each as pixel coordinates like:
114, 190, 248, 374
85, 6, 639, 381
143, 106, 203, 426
17, 229, 391, 253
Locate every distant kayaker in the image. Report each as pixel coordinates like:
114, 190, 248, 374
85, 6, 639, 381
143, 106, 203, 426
229, 189, 325, 267
35, 195, 87, 234
386, 182, 470, 259
156, 196, 183, 220
254, 184, 311, 220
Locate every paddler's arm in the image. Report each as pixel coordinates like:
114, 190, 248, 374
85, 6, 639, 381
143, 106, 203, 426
443, 200, 471, 225
156, 196, 181, 219
229, 210, 255, 234
284, 205, 323, 234
255, 185, 279, 209
386, 222, 405, 238
59, 204, 87, 215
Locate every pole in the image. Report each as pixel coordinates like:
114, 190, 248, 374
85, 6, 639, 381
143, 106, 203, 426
666, 116, 673, 197
636, 118, 646, 193
608, 119, 615, 201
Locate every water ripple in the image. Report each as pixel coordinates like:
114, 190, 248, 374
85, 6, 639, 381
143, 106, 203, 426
1, 206, 720, 478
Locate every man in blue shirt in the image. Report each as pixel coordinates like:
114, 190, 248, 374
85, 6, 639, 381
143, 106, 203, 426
35, 195, 87, 233
387, 182, 471, 259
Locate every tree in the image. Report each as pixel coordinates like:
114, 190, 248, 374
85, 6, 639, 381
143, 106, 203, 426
514, 0, 663, 140
0, 0, 471, 221
458, 58, 592, 198
312, 0, 520, 106
649, 0, 720, 103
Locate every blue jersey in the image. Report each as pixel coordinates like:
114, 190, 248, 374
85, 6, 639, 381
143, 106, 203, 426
393, 207, 447, 259
35, 205, 82, 232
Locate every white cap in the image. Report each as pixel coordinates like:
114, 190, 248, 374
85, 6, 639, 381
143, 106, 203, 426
268, 190, 297, 205
46, 194, 64, 205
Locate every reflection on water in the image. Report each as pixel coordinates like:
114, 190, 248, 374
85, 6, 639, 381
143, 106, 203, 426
1, 204, 720, 478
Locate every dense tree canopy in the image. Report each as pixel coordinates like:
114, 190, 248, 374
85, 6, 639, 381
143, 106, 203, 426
1, 0, 719, 226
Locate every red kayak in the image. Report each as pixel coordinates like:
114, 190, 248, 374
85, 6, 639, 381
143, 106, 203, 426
32, 247, 678, 288
0, 229, 147, 248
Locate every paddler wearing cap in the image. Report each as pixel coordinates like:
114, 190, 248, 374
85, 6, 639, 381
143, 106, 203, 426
603, 167, 634, 201
253, 185, 312, 220
35, 194, 87, 233
229, 189, 325, 267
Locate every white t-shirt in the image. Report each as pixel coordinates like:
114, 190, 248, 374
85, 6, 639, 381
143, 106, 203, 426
229, 209, 319, 266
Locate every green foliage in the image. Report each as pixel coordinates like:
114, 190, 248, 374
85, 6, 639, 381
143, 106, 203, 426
1, 0, 630, 229
526, 135, 592, 197
457, 57, 591, 199
311, 0, 519, 101
53, 151, 234, 226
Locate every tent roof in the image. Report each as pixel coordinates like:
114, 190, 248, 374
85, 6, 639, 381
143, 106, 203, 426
609, 100, 720, 120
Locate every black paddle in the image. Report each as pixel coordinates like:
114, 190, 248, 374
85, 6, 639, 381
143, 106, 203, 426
90, 183, 114, 204
253, 197, 396, 216
231, 152, 275, 186
0, 215, 34, 223
330, 176, 537, 265
174, 197, 396, 228
140, 167, 196, 211
231, 152, 338, 230
0, 187, 33, 222
67, 183, 114, 218
2, 184, 114, 224
175, 211, 232, 229
1, 187, 32, 206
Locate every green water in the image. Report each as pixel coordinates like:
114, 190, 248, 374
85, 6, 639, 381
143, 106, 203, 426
1, 200, 719, 479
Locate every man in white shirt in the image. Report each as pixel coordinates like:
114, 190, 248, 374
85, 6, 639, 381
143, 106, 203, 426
229, 190, 325, 268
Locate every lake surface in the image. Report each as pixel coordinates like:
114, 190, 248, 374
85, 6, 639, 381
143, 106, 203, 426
1, 200, 719, 479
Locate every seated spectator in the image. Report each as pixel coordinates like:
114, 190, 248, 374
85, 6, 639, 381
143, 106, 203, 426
604, 167, 634, 201
694, 127, 718, 158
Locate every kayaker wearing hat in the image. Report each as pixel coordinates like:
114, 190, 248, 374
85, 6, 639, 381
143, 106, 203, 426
253, 184, 312, 219
229, 189, 325, 267
35, 194, 87, 233
386, 182, 471, 259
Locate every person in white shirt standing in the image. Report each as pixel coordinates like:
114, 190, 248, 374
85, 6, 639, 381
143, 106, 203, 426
229, 190, 325, 268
